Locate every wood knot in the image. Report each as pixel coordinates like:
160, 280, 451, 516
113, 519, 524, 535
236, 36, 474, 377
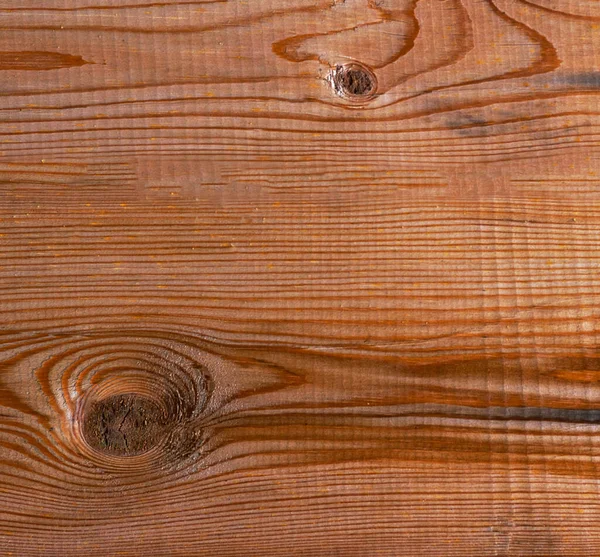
82, 394, 168, 457
330, 63, 377, 102
64, 334, 213, 473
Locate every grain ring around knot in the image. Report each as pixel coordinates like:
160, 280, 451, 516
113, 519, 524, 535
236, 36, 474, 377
63, 334, 212, 474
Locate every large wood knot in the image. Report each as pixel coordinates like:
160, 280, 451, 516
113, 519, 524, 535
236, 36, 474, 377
82, 394, 167, 457
62, 334, 212, 473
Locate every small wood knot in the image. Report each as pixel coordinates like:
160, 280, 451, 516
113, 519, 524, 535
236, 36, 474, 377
82, 394, 167, 457
330, 63, 377, 101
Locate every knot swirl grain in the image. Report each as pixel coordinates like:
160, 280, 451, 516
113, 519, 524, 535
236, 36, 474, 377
38, 332, 213, 474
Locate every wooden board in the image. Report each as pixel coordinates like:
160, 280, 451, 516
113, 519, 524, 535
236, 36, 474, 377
2, 0, 600, 555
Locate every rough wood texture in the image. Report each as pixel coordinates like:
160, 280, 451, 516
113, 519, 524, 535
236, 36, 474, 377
2, 0, 600, 555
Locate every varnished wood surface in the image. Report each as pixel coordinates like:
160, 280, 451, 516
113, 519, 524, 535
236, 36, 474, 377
2, 0, 600, 555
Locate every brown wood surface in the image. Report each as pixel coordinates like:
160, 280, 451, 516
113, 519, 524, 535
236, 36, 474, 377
2, 0, 600, 555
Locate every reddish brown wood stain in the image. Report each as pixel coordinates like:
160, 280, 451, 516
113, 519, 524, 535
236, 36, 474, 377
1, 0, 600, 555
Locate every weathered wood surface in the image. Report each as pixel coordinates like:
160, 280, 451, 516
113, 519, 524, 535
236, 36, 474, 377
1, 0, 600, 555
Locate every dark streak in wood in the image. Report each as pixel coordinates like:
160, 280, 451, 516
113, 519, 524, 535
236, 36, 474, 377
0, 51, 90, 71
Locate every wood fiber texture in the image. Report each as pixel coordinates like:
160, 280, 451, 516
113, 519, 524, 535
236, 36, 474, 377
1, 0, 600, 555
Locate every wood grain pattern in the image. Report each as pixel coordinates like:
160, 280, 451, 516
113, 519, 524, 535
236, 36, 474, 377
2, 0, 600, 555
